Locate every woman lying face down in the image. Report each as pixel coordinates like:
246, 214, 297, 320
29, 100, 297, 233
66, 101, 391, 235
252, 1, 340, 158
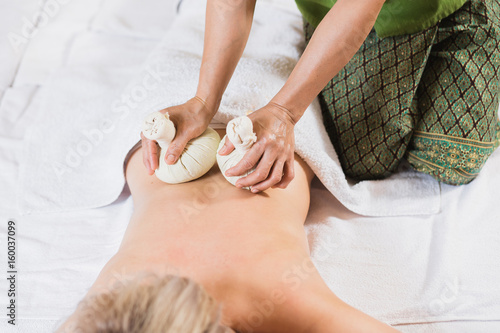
56, 123, 399, 333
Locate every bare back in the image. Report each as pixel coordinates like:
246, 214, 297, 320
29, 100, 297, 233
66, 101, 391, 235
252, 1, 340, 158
88, 129, 321, 331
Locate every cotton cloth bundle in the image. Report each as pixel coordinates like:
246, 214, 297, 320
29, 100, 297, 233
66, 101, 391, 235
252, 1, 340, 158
217, 116, 257, 189
142, 111, 220, 183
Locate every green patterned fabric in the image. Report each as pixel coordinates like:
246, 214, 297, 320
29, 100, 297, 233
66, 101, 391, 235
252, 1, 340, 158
295, 0, 468, 38
305, 0, 500, 185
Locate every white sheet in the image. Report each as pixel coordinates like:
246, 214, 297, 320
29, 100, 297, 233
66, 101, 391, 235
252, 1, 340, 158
1, 0, 499, 332
309, 151, 500, 324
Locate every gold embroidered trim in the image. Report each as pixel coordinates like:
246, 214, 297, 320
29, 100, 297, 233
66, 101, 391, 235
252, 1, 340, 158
413, 131, 497, 149
407, 151, 479, 181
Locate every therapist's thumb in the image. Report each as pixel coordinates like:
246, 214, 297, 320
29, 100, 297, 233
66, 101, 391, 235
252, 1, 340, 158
218, 135, 235, 156
165, 135, 189, 165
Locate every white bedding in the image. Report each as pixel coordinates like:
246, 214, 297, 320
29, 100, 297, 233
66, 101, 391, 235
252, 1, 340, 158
1, 0, 499, 332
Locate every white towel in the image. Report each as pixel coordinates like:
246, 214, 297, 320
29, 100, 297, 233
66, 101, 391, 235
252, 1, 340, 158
305, 147, 500, 324
17, 0, 440, 216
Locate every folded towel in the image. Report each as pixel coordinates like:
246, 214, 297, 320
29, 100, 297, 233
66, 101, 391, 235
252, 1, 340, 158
17, 0, 440, 216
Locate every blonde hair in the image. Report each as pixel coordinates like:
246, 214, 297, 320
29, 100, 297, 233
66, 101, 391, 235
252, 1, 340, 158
72, 272, 228, 333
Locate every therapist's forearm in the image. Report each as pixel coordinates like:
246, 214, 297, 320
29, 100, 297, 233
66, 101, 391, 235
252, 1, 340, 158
196, 0, 256, 114
271, 0, 385, 122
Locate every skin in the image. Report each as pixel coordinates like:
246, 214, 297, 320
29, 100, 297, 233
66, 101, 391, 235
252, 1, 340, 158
142, 0, 386, 193
57, 129, 399, 333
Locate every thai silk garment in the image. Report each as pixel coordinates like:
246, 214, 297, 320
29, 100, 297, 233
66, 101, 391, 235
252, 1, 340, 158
304, 0, 500, 185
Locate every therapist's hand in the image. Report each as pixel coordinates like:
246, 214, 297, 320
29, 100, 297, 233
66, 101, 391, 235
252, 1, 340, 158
218, 102, 296, 193
141, 96, 215, 175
